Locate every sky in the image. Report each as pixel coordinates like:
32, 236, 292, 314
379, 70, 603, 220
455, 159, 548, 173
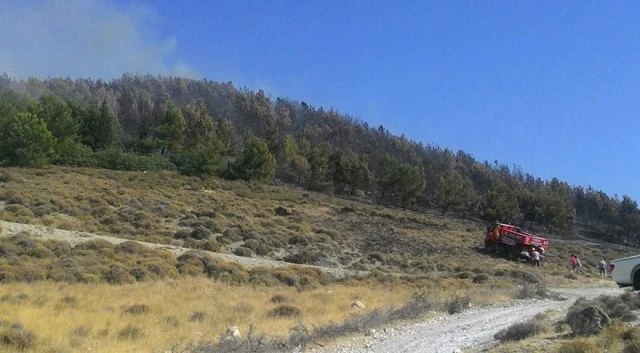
1, 0, 639, 200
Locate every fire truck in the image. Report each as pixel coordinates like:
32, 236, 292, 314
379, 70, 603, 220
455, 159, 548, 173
484, 222, 549, 261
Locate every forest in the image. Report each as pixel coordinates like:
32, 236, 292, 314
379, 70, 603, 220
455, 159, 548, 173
0, 73, 638, 246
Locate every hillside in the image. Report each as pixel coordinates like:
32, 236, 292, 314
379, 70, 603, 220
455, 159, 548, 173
0, 166, 636, 352
1, 74, 639, 249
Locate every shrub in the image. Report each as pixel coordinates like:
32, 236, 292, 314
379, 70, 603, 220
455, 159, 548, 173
189, 311, 206, 322
190, 226, 213, 240
270, 294, 292, 304
123, 304, 149, 315
61, 296, 77, 306
284, 250, 322, 265
74, 239, 114, 251
446, 296, 470, 315
515, 281, 549, 299
174, 228, 191, 240
455, 271, 474, 279
117, 324, 143, 340
221, 228, 242, 242
624, 341, 640, 353
94, 149, 175, 172
494, 314, 548, 342
233, 247, 255, 258
165, 316, 180, 328
268, 305, 301, 318
472, 273, 490, 284
103, 264, 136, 284
0, 323, 36, 351
288, 235, 310, 246
510, 270, 539, 283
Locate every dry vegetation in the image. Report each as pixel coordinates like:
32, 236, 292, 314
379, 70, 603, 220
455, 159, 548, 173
0, 166, 637, 352
488, 292, 640, 353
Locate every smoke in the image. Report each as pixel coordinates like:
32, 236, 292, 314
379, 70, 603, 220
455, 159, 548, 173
0, 0, 197, 79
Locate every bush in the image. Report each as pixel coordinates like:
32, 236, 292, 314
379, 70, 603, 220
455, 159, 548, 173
284, 250, 322, 265
472, 273, 490, 284
233, 247, 255, 258
94, 149, 176, 172
117, 324, 143, 340
494, 314, 548, 342
455, 271, 474, 279
268, 305, 301, 318
123, 304, 149, 315
190, 226, 213, 240
516, 281, 549, 299
189, 311, 206, 322
446, 296, 470, 315
270, 294, 292, 304
0, 323, 36, 351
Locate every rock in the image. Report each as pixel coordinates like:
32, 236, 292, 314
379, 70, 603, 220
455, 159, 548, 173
567, 306, 611, 335
225, 326, 241, 340
453, 349, 462, 353
351, 300, 365, 309
365, 329, 376, 337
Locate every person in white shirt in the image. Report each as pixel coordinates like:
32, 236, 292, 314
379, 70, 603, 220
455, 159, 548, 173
531, 248, 540, 267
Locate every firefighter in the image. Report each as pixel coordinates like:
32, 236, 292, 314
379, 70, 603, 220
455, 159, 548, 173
531, 247, 540, 267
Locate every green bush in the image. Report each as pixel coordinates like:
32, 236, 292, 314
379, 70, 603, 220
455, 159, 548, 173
93, 149, 176, 172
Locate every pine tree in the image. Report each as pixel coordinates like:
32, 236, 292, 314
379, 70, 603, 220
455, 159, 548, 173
154, 101, 185, 156
0, 112, 55, 166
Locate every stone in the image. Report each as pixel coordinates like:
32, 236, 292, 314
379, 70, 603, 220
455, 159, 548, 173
567, 306, 611, 335
351, 300, 365, 309
225, 326, 241, 339
365, 328, 376, 337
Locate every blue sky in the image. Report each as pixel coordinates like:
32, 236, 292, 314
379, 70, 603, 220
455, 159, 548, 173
1, 1, 639, 200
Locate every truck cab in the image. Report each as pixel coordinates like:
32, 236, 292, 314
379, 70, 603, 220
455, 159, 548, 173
609, 254, 640, 289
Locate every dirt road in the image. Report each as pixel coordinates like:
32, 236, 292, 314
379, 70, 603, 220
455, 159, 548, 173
312, 286, 624, 353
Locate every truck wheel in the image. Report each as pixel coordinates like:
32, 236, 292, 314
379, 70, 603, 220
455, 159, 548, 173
634, 271, 640, 291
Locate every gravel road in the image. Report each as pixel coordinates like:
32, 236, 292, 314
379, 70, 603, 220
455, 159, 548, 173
311, 286, 624, 353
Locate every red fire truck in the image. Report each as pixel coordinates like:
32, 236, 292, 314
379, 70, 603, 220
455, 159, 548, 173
484, 222, 549, 261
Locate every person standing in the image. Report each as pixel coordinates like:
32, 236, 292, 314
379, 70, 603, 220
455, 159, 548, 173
571, 254, 578, 271
532, 248, 540, 267
599, 259, 608, 276
575, 256, 582, 273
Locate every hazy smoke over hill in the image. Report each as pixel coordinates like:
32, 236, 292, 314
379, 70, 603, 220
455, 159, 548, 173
0, 0, 196, 79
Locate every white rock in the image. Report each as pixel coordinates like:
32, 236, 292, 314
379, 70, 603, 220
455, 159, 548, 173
226, 326, 240, 339
351, 300, 365, 309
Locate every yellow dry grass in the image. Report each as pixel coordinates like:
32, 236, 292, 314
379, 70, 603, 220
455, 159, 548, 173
0, 278, 415, 353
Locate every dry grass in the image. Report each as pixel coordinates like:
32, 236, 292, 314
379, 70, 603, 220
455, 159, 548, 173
0, 278, 417, 353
